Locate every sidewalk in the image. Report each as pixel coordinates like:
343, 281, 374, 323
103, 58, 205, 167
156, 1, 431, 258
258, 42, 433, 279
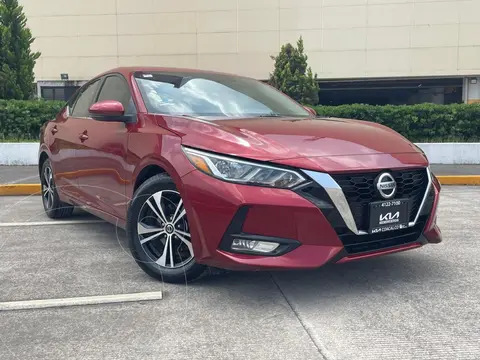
1, 165, 479, 185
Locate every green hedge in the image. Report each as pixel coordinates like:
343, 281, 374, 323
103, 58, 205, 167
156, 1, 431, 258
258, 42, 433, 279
313, 103, 480, 142
0, 100, 64, 141
1, 100, 480, 142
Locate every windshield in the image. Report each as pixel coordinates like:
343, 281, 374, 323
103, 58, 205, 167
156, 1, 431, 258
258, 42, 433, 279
134, 71, 311, 118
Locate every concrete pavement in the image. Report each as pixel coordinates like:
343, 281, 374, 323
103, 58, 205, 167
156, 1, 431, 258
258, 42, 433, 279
0, 166, 39, 184
0, 187, 479, 359
1, 165, 480, 185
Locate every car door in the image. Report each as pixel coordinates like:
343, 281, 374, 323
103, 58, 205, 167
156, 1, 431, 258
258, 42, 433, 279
48, 79, 102, 199
74, 74, 136, 220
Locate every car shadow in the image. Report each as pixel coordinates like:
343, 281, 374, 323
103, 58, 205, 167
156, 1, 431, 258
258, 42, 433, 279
192, 250, 441, 301
100, 223, 442, 305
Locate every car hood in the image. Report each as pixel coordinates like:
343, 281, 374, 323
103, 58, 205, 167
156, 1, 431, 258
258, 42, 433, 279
159, 115, 427, 171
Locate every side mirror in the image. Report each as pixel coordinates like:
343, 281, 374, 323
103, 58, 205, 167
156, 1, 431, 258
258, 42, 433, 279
89, 100, 125, 121
303, 106, 317, 116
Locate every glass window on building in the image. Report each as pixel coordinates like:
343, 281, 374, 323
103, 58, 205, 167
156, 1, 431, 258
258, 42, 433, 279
41, 86, 80, 101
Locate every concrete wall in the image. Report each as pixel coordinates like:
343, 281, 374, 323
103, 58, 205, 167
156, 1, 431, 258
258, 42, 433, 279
20, 0, 480, 81
416, 143, 480, 164
1, 142, 479, 165
0, 143, 39, 166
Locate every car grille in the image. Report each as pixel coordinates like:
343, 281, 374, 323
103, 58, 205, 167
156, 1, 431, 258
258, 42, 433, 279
330, 168, 429, 231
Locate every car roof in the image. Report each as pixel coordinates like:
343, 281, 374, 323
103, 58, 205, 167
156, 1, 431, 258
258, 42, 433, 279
97, 67, 247, 79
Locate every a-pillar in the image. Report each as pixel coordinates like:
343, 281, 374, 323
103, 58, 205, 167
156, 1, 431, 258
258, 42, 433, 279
463, 77, 480, 104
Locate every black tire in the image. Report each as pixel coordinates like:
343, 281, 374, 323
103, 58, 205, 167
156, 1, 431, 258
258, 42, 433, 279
41, 159, 75, 219
127, 173, 207, 284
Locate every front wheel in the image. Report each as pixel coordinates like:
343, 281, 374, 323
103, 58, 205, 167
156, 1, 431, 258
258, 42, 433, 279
41, 159, 74, 219
127, 173, 206, 283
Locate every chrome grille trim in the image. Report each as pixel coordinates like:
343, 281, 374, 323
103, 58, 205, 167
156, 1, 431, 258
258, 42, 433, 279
302, 167, 432, 236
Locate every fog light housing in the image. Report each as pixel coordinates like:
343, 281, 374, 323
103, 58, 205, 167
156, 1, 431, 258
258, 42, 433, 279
231, 239, 280, 254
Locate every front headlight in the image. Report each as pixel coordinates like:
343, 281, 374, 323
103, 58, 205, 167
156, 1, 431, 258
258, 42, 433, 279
182, 147, 306, 189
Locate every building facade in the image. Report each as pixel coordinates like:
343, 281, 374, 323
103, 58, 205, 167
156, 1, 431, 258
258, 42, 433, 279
20, 0, 480, 104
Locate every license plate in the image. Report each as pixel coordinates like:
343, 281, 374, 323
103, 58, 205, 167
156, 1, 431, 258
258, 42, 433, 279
368, 199, 410, 234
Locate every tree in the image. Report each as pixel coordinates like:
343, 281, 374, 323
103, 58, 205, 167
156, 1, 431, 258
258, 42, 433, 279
268, 36, 319, 105
0, 0, 40, 99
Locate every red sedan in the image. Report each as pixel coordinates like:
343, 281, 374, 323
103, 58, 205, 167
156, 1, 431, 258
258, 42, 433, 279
38, 67, 442, 283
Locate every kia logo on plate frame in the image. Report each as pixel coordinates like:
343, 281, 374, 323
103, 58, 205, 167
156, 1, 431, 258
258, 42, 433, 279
376, 172, 397, 199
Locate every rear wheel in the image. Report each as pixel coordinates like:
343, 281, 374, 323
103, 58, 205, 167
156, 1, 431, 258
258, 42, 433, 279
127, 173, 206, 283
41, 159, 74, 219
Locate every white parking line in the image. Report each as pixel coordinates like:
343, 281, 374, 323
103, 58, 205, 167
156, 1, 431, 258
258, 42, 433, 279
6, 175, 40, 184
0, 291, 163, 311
0, 220, 105, 227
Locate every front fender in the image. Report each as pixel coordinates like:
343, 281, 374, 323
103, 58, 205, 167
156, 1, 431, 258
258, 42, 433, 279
127, 133, 195, 200
38, 138, 52, 175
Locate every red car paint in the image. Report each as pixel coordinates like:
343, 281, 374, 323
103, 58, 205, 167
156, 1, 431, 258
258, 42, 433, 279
39, 67, 442, 271
90, 100, 125, 117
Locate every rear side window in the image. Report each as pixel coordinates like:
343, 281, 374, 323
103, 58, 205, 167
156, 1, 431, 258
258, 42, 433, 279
71, 80, 101, 117
97, 75, 136, 115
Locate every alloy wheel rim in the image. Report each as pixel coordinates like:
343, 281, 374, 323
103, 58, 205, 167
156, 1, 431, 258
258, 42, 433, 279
42, 166, 54, 210
137, 190, 194, 269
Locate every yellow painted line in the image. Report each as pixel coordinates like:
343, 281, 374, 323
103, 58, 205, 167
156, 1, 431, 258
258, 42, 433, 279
436, 175, 480, 185
0, 184, 41, 196
1, 176, 480, 196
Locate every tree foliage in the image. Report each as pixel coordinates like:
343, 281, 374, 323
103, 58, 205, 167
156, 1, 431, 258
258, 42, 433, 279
268, 36, 320, 105
0, 0, 40, 99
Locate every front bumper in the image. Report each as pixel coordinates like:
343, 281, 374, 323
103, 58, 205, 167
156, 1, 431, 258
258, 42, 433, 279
180, 167, 441, 271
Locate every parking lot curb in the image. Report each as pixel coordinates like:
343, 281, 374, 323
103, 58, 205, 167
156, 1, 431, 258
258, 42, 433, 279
436, 175, 480, 185
0, 176, 479, 196
0, 184, 41, 196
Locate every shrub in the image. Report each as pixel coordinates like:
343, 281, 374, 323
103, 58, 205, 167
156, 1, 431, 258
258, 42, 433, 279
0, 100, 479, 143
313, 103, 480, 142
0, 99, 64, 141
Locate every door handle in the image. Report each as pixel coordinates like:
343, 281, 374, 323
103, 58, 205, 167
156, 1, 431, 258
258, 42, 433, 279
51, 126, 58, 135
79, 133, 89, 141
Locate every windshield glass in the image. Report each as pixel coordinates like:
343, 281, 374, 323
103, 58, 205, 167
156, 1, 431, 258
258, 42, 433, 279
134, 71, 311, 118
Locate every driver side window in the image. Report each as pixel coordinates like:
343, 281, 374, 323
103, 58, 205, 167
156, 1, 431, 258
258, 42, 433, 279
96, 75, 136, 115
71, 80, 102, 118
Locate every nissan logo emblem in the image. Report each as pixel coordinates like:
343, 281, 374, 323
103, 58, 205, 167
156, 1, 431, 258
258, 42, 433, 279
376, 172, 397, 199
